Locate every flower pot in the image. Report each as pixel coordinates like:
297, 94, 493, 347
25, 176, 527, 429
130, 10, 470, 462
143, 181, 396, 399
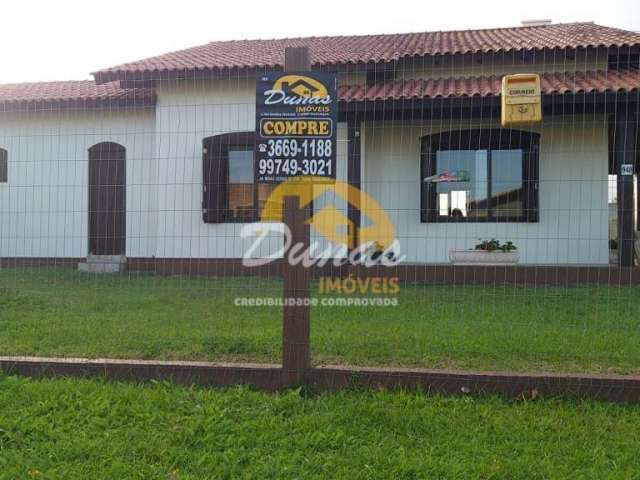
449, 249, 519, 265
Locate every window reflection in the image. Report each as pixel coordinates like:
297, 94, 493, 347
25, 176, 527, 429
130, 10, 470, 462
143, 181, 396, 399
433, 150, 488, 219
430, 148, 524, 220
491, 149, 523, 218
228, 149, 255, 221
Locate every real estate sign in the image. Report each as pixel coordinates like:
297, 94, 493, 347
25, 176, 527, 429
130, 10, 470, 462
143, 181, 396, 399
255, 72, 337, 183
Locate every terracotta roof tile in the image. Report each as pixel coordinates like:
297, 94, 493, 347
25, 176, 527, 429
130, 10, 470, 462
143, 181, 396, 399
93, 23, 640, 83
1, 70, 637, 112
338, 70, 640, 102
0, 80, 156, 112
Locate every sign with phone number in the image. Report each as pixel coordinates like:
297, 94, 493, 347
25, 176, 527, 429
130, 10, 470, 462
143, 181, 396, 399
255, 72, 337, 183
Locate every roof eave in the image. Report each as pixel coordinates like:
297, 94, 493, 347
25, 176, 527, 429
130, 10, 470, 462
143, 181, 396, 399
0, 95, 157, 114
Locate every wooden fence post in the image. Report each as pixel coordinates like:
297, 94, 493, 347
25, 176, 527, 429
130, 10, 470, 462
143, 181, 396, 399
281, 46, 312, 386
614, 105, 638, 267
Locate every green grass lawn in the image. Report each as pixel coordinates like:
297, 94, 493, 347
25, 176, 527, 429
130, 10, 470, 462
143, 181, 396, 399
1, 375, 639, 479
1, 268, 640, 374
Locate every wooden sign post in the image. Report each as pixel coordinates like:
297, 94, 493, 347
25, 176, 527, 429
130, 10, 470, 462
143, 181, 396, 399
281, 47, 312, 385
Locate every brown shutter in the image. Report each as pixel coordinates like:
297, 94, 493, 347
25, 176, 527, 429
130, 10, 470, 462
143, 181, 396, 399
202, 137, 229, 223
524, 132, 540, 223
0, 148, 7, 183
420, 137, 436, 223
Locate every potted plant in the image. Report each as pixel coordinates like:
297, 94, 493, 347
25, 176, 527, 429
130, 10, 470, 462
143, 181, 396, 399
369, 242, 397, 263
449, 239, 519, 265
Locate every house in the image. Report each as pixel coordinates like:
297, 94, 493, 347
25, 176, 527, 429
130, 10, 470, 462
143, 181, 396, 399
0, 21, 639, 281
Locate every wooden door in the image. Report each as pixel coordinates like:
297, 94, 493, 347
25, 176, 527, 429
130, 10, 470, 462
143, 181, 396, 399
88, 142, 126, 255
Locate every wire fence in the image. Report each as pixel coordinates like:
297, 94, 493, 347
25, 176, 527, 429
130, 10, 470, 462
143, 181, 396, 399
1, 35, 639, 386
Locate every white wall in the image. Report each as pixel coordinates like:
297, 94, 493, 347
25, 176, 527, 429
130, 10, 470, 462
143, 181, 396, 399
0, 86, 610, 266
362, 116, 610, 265
0, 109, 156, 258
153, 79, 348, 259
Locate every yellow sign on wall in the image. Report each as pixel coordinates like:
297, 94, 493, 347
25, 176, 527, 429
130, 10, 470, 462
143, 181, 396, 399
501, 74, 542, 126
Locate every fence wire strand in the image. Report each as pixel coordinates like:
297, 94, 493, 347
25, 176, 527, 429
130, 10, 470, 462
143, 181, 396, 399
0, 29, 639, 393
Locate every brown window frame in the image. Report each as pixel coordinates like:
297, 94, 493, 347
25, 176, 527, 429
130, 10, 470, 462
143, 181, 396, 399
0, 148, 7, 183
202, 132, 259, 223
420, 129, 539, 223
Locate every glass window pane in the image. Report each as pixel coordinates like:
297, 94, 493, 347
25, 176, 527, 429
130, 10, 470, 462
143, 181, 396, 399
228, 149, 254, 220
490, 149, 523, 218
229, 150, 254, 183
438, 193, 449, 216
433, 150, 488, 219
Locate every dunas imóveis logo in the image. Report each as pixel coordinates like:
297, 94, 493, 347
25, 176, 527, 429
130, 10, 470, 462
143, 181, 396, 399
263, 75, 331, 105
241, 177, 403, 267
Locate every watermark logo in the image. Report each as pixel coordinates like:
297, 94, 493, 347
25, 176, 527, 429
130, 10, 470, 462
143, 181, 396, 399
263, 75, 331, 106
241, 176, 404, 268
319, 276, 400, 295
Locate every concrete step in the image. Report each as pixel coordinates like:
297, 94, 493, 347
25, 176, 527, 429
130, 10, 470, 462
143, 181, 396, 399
78, 262, 126, 273
79, 254, 127, 273
87, 254, 127, 264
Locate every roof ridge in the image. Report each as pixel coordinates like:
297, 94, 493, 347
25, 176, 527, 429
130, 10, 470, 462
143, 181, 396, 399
86, 22, 640, 83
0, 79, 97, 88
199, 21, 600, 45
92, 22, 618, 75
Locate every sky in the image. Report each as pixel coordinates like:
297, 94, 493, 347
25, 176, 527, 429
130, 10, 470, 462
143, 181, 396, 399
1, 0, 638, 84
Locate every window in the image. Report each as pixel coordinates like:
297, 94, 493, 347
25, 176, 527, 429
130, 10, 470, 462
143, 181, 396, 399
421, 129, 539, 222
202, 133, 275, 223
0, 148, 7, 183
